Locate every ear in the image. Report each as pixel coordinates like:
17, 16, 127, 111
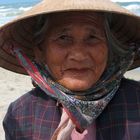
33, 47, 45, 63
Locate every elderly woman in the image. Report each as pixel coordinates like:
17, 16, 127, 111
0, 0, 140, 140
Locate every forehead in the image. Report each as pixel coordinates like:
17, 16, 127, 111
47, 11, 105, 30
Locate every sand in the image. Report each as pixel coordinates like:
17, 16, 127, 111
0, 67, 140, 140
0, 67, 32, 140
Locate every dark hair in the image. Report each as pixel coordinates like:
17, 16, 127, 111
34, 14, 50, 48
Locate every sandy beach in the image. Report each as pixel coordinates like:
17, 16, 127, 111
0, 67, 33, 140
0, 67, 140, 140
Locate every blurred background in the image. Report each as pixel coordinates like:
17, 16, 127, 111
0, 0, 140, 140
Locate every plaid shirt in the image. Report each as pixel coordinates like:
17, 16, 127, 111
3, 78, 140, 140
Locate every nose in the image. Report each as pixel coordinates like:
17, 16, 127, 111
68, 42, 89, 62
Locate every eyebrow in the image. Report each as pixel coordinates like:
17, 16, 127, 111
85, 26, 104, 35
85, 26, 99, 32
50, 26, 72, 36
50, 24, 105, 37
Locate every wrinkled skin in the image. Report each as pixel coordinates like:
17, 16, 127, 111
34, 12, 108, 91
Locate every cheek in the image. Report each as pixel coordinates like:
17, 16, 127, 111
91, 44, 108, 70
45, 42, 69, 61
44, 44, 67, 79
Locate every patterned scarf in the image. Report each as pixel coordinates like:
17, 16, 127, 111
11, 18, 136, 132
11, 45, 135, 132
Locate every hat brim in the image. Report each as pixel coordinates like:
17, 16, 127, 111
0, 0, 140, 75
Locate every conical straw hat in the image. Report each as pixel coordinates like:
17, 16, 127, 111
0, 0, 140, 75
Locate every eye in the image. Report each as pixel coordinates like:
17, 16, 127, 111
88, 35, 96, 39
87, 34, 99, 42
86, 34, 103, 45
59, 35, 70, 40
56, 34, 73, 45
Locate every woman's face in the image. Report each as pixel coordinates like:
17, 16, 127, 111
40, 12, 108, 91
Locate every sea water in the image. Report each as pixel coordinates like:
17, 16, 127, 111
0, 0, 41, 26
117, 1, 140, 15
0, 0, 140, 26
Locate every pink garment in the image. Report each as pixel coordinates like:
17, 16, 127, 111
71, 122, 96, 140
56, 107, 96, 140
52, 108, 96, 140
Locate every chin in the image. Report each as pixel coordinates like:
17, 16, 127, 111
59, 78, 94, 91
68, 85, 90, 91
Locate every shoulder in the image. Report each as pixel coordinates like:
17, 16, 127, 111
97, 78, 140, 139
3, 88, 60, 139
106, 78, 140, 111
8, 87, 52, 113
119, 78, 140, 91
117, 78, 140, 102
4, 87, 58, 120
